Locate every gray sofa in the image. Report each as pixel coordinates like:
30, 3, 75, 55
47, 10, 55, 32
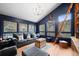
2, 33, 36, 48
13, 33, 36, 48
17, 39, 36, 48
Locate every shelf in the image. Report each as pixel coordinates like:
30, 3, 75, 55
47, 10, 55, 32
75, 4, 79, 41
77, 16, 79, 19
76, 32, 79, 33
76, 22, 79, 25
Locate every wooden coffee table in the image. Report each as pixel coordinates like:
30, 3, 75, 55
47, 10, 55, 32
35, 38, 46, 48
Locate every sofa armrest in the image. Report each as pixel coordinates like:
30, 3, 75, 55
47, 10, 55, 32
0, 46, 17, 56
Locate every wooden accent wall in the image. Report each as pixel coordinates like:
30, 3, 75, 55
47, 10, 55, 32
75, 3, 79, 38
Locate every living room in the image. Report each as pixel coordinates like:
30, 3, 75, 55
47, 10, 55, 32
0, 3, 79, 56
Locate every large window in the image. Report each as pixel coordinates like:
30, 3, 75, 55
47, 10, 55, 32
58, 14, 71, 38
19, 23, 27, 32
4, 21, 17, 32
39, 24, 45, 35
47, 20, 55, 36
28, 24, 36, 33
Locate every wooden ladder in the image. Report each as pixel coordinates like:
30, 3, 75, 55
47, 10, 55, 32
54, 3, 73, 44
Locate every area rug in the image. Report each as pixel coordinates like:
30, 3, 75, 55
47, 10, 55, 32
25, 43, 52, 52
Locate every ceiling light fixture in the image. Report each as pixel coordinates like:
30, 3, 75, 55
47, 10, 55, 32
33, 4, 43, 16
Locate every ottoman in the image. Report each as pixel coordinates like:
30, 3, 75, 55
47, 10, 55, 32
22, 46, 49, 56
35, 38, 46, 48
59, 40, 68, 48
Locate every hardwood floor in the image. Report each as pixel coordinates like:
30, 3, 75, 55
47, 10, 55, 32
17, 42, 79, 56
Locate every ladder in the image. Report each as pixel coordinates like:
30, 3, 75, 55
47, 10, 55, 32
54, 3, 73, 44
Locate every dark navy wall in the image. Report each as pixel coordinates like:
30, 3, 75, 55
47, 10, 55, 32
36, 23, 39, 33
0, 14, 36, 37
0, 15, 3, 38
0, 14, 36, 24
36, 3, 75, 37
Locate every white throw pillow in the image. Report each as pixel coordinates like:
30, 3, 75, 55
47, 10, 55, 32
27, 34, 31, 39
18, 33, 24, 40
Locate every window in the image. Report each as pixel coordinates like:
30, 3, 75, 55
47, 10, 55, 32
29, 24, 36, 33
58, 14, 71, 38
47, 32, 55, 36
39, 24, 45, 31
47, 21, 55, 31
19, 23, 27, 32
40, 31, 45, 35
4, 21, 17, 32
39, 24, 45, 35
47, 20, 55, 36
60, 33, 71, 38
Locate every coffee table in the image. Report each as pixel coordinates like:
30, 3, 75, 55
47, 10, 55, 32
35, 38, 46, 48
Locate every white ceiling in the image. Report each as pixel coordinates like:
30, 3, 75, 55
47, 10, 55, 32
0, 3, 61, 22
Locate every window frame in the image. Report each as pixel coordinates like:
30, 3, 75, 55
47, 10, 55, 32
39, 24, 45, 35
4, 20, 17, 33
46, 20, 55, 36
19, 23, 28, 32
28, 24, 36, 33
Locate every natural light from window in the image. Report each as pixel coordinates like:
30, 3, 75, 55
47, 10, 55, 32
58, 14, 71, 22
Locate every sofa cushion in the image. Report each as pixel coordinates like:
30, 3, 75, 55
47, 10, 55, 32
46, 37, 55, 42
23, 33, 27, 39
